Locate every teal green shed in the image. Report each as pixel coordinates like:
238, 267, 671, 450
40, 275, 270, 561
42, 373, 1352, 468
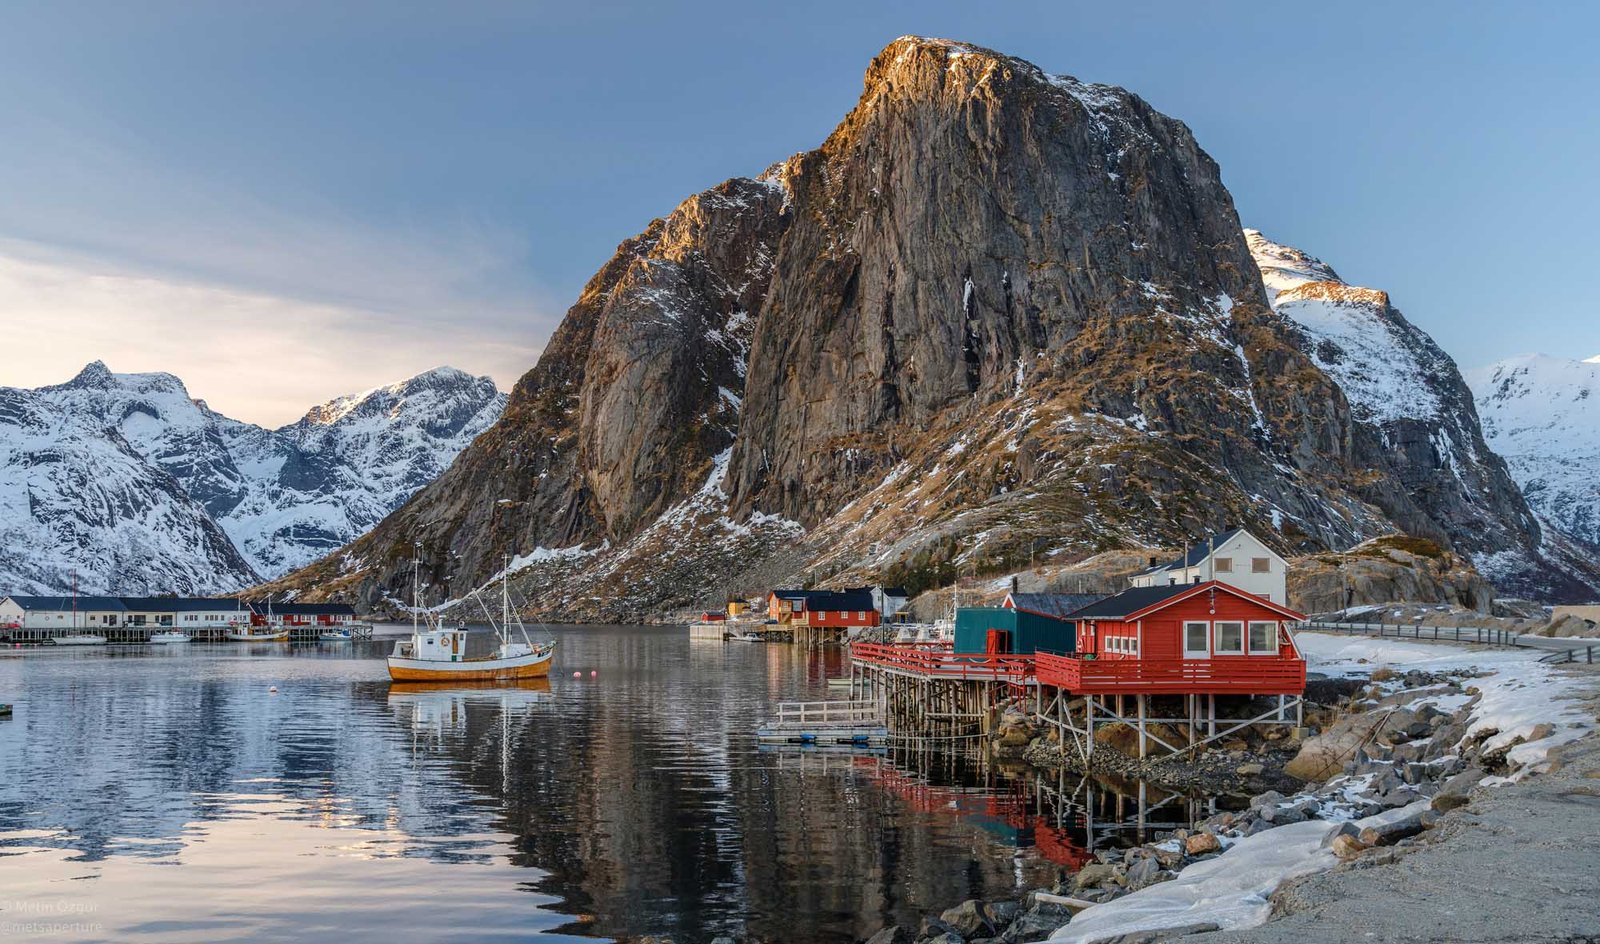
953, 607, 1076, 655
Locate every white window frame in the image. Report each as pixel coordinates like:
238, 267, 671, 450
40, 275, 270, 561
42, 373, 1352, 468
1183, 620, 1210, 658
1214, 621, 1245, 654
1248, 621, 1279, 655
1252, 557, 1271, 574
1213, 557, 1234, 574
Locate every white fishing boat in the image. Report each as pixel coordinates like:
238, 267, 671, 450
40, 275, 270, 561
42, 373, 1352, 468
730, 631, 765, 642
225, 625, 288, 642
51, 633, 107, 646
319, 628, 353, 642
149, 631, 192, 644
387, 547, 554, 682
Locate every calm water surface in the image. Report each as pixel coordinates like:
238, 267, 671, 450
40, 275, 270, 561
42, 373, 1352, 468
0, 626, 1211, 943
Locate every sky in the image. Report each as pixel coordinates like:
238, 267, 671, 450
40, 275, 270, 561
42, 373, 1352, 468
1, 1, 1596, 426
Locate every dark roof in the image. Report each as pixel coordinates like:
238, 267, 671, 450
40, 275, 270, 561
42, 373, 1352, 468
1006, 592, 1107, 619
119, 597, 248, 613
1067, 584, 1197, 620
879, 587, 909, 598
1136, 528, 1248, 576
796, 590, 875, 612
5, 595, 126, 611
250, 601, 357, 616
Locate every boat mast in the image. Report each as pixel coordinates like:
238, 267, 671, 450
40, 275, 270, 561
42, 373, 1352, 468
71, 567, 78, 631
501, 554, 511, 646
412, 542, 421, 635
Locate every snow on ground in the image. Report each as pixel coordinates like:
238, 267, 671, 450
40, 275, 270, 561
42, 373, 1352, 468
1053, 803, 1430, 943
1296, 630, 1591, 775
1053, 633, 1595, 941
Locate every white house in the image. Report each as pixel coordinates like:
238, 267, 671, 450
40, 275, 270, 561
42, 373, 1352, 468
1128, 528, 1289, 604
0, 595, 128, 629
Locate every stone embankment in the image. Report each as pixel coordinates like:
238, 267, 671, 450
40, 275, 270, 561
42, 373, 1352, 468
856, 663, 1585, 944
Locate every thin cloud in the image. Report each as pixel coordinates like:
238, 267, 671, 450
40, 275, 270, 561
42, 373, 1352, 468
0, 245, 547, 426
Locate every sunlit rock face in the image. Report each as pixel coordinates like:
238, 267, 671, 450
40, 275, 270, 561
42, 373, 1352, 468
265, 37, 1597, 618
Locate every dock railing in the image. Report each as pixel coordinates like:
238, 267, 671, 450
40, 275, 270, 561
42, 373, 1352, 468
773, 700, 881, 726
850, 642, 1034, 682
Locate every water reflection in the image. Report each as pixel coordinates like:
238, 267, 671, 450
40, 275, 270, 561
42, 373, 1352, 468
0, 627, 1230, 943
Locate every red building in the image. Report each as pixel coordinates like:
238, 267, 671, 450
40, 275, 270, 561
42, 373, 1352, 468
1036, 581, 1306, 696
768, 589, 880, 629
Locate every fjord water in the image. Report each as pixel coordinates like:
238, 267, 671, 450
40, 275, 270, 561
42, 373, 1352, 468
0, 627, 1194, 943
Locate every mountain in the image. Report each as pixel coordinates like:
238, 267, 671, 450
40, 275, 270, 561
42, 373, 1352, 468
261, 36, 1599, 616
0, 363, 504, 595
1467, 353, 1600, 556
1243, 232, 1595, 600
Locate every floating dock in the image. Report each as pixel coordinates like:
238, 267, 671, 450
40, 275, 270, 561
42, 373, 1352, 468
756, 699, 888, 746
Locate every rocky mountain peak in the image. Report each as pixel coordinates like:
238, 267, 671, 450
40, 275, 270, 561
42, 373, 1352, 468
1243, 229, 1343, 300
67, 359, 115, 388
261, 39, 1600, 616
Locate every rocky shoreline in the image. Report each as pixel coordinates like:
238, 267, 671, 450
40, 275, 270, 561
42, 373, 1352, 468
856, 662, 1582, 944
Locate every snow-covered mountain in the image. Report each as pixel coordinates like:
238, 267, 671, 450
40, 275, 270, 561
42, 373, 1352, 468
1467, 353, 1600, 552
1246, 230, 1598, 601
0, 363, 504, 594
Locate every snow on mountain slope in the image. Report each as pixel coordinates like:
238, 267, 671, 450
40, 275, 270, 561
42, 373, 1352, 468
226, 368, 506, 575
1245, 230, 1598, 601
1246, 230, 1442, 425
1467, 353, 1600, 551
0, 363, 505, 594
0, 385, 255, 595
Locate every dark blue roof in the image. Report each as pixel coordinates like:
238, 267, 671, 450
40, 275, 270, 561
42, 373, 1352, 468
1006, 592, 1107, 619
118, 597, 248, 613
6, 595, 126, 611
1067, 584, 1196, 620
1136, 528, 1248, 576
799, 590, 876, 612
249, 601, 357, 616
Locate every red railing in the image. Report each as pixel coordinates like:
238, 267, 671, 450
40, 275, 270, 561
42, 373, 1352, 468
1033, 652, 1306, 695
851, 642, 1034, 682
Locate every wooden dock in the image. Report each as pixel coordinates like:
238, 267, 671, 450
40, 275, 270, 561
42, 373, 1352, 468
757, 699, 887, 746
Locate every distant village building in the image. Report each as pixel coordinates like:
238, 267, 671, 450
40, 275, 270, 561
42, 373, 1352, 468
1128, 528, 1288, 604
0, 595, 127, 629
768, 587, 899, 626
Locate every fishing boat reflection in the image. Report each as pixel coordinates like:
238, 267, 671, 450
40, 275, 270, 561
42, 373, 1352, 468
387, 678, 552, 736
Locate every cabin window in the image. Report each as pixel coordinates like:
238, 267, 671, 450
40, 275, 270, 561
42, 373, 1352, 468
1214, 557, 1233, 574
1214, 621, 1244, 654
1184, 621, 1209, 657
1249, 621, 1278, 654
1252, 557, 1271, 573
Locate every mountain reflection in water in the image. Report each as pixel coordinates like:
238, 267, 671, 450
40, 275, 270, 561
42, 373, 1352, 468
0, 626, 1224, 943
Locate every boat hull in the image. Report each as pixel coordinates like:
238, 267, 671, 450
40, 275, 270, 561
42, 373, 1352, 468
225, 630, 288, 642
387, 650, 554, 682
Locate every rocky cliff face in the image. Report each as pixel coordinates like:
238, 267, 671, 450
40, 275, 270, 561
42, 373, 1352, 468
264, 37, 1598, 616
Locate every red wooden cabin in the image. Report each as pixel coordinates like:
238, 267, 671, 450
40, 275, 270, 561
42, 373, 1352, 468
1035, 581, 1306, 695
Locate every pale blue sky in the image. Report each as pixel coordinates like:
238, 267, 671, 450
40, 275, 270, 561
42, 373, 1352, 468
1, 1, 1595, 424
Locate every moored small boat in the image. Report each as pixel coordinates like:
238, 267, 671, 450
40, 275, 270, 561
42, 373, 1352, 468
225, 626, 289, 642
387, 547, 556, 683
731, 632, 765, 642
51, 634, 107, 646
149, 631, 192, 644
319, 628, 353, 641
